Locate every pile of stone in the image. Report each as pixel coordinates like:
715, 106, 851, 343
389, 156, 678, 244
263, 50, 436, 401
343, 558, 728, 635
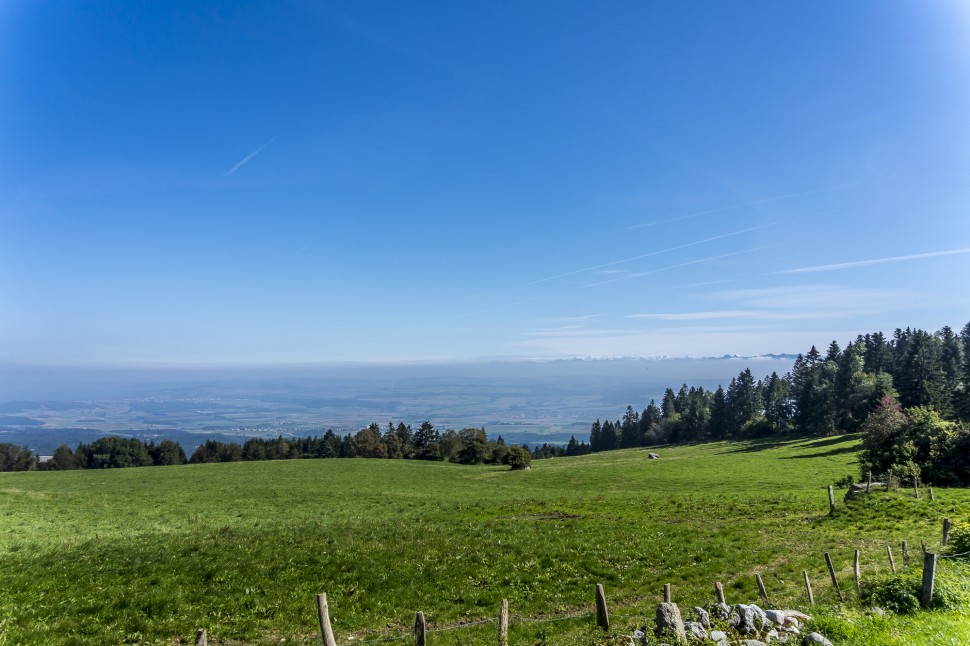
843, 482, 885, 501
626, 601, 834, 645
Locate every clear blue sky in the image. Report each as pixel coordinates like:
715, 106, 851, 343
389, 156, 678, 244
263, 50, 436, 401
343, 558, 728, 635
2, 1, 969, 366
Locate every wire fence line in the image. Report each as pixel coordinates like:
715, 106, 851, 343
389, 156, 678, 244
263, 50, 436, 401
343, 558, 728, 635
333, 610, 597, 645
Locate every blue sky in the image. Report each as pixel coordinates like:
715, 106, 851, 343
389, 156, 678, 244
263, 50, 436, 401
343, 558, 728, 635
2, 1, 970, 366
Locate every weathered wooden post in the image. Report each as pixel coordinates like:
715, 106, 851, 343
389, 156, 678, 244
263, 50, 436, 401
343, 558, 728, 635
715, 581, 726, 605
803, 571, 815, 605
866, 471, 872, 493
498, 599, 509, 646
828, 485, 836, 515
943, 518, 952, 546
595, 583, 610, 631
929, 488, 935, 501
914, 478, 920, 499
921, 552, 938, 608
887, 545, 897, 574
853, 550, 861, 594
902, 540, 909, 563
414, 612, 427, 646
663, 583, 672, 603
755, 573, 769, 606
195, 629, 207, 646
824, 552, 843, 601
316, 593, 338, 646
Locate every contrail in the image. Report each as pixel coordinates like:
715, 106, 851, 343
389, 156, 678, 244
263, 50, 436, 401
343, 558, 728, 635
779, 248, 970, 274
624, 181, 863, 230
500, 224, 773, 293
445, 245, 769, 322
223, 136, 278, 177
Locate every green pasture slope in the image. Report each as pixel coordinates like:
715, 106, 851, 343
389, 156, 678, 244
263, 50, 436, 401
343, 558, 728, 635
1, 437, 968, 645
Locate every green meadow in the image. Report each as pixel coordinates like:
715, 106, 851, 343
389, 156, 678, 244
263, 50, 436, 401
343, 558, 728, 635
1, 436, 968, 645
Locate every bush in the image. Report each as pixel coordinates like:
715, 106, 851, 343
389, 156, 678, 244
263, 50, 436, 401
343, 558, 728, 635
834, 474, 855, 488
860, 570, 922, 614
504, 446, 532, 471
861, 560, 970, 614
947, 520, 970, 557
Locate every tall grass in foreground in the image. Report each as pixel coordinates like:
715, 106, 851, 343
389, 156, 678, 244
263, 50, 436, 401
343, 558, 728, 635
1, 436, 968, 644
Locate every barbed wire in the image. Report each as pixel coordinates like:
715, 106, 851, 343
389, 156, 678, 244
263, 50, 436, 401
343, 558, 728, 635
939, 549, 970, 559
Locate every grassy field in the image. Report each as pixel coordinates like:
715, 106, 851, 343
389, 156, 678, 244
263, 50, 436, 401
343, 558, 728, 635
1, 436, 968, 644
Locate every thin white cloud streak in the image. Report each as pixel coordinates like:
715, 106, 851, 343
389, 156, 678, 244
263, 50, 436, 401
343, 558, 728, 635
580, 246, 775, 289
223, 136, 278, 177
444, 245, 768, 322
625, 182, 862, 230
500, 224, 773, 294
779, 248, 970, 274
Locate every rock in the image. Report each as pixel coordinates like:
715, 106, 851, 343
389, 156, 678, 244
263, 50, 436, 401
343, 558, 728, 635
632, 629, 647, 644
648, 452, 660, 459
692, 606, 711, 629
734, 604, 758, 634
869, 606, 886, 617
783, 610, 811, 623
765, 628, 779, 642
655, 602, 687, 644
749, 604, 768, 630
684, 621, 708, 640
844, 482, 885, 501
740, 641, 767, 646
715, 602, 732, 620
765, 610, 786, 626
803, 633, 833, 646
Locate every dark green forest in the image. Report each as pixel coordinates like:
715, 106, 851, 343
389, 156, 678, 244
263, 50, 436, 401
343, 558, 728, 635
584, 322, 970, 485
0, 422, 536, 472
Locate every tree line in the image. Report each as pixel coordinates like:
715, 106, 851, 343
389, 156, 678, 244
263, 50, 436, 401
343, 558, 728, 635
0, 422, 534, 472
586, 322, 970, 485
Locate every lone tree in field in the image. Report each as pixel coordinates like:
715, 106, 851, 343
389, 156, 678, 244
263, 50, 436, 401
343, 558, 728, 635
504, 446, 531, 471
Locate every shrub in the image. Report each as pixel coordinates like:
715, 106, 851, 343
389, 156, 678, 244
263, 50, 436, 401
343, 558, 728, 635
860, 570, 921, 614
503, 446, 532, 471
861, 560, 970, 614
947, 520, 970, 557
834, 474, 855, 488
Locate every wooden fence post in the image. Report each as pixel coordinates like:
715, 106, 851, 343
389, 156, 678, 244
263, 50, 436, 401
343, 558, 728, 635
317, 594, 337, 646
663, 583, 672, 603
195, 629, 207, 646
887, 545, 896, 574
803, 571, 814, 605
755, 573, 769, 606
498, 599, 509, 646
824, 552, 843, 601
914, 478, 920, 499
595, 583, 609, 631
715, 581, 726, 605
866, 471, 872, 493
928, 488, 935, 501
902, 540, 909, 563
853, 550, 861, 594
943, 518, 952, 546
414, 612, 426, 646
828, 485, 836, 515
921, 552, 938, 608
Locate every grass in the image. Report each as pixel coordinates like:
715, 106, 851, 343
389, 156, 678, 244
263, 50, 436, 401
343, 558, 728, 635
0, 435, 968, 644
